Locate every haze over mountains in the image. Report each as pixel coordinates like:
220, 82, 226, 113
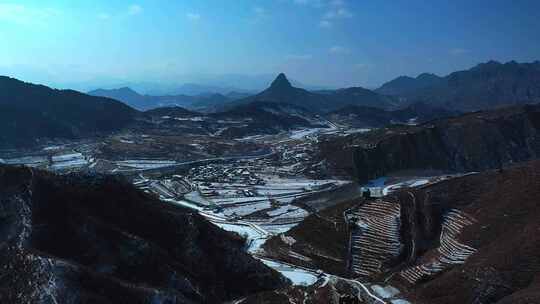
88, 60, 540, 114
88, 87, 244, 111
2, 60, 540, 149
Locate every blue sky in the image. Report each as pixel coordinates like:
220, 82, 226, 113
1, 0, 539, 90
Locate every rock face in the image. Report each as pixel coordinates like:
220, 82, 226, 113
321, 104, 540, 181
259, 160, 540, 304
387, 160, 540, 303
0, 166, 286, 303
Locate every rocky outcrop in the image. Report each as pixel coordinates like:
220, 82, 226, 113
388, 160, 540, 303
0, 166, 286, 303
260, 160, 540, 303
322, 104, 540, 182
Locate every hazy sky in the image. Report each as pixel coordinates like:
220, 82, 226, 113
1, 0, 539, 90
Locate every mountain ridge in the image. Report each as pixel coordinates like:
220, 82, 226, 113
224, 73, 395, 112
0, 76, 136, 148
377, 60, 540, 111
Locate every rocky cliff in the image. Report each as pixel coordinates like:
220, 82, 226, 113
387, 160, 540, 303
258, 160, 540, 303
321, 104, 540, 182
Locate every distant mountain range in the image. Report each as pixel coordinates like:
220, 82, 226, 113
377, 60, 540, 111
0, 76, 136, 148
87, 87, 245, 111
59, 73, 327, 96
2, 59, 540, 148
89, 74, 393, 113
224, 73, 395, 112
89, 60, 540, 113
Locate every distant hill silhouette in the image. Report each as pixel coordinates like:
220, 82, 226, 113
377, 60, 540, 111
88, 87, 147, 108
0, 76, 136, 148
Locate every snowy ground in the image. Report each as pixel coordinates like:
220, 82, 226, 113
258, 258, 320, 286
116, 160, 178, 169
361, 175, 457, 197
0, 156, 48, 166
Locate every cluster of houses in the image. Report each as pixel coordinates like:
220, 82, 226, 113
188, 164, 265, 185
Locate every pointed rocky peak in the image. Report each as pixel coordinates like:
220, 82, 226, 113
270, 73, 292, 90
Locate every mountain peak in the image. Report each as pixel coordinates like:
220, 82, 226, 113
416, 73, 440, 80
116, 87, 139, 94
270, 73, 292, 89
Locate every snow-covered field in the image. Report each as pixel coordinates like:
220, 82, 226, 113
49, 153, 90, 171
289, 128, 323, 140
0, 156, 48, 166
50, 158, 89, 170
221, 201, 273, 217
196, 176, 346, 223
259, 258, 320, 286
361, 176, 449, 197
116, 160, 178, 169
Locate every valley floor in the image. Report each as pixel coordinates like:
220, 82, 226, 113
0, 120, 487, 303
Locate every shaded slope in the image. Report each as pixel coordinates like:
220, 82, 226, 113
144, 106, 199, 117
0, 76, 136, 148
0, 166, 286, 303
386, 160, 540, 304
210, 101, 317, 138
327, 102, 459, 128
